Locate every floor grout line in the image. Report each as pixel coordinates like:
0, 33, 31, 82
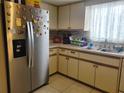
49, 76, 76, 93
48, 85, 62, 93
61, 83, 75, 93
90, 89, 94, 93
49, 80, 74, 93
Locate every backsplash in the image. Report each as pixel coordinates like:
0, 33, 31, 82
50, 30, 89, 44
50, 30, 124, 51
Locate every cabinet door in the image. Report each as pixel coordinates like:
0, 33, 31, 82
49, 55, 57, 75
120, 62, 124, 91
70, 3, 85, 29
58, 5, 70, 29
40, 3, 57, 30
79, 60, 95, 86
68, 58, 78, 79
58, 55, 68, 75
95, 65, 118, 93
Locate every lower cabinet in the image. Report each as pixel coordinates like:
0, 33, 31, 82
58, 55, 78, 79
79, 60, 118, 93
95, 65, 118, 93
68, 58, 78, 79
120, 62, 124, 92
79, 60, 95, 86
58, 55, 68, 75
49, 55, 57, 75
57, 49, 120, 93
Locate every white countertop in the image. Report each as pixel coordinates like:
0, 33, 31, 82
50, 43, 124, 58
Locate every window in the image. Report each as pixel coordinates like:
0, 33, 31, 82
84, 1, 124, 43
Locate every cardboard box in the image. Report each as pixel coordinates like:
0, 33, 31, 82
25, 0, 41, 8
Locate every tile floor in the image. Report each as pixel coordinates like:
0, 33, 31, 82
34, 74, 103, 93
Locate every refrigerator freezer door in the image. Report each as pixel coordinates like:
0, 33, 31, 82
30, 9, 49, 90
4, 1, 31, 93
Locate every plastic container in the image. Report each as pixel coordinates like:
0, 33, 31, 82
87, 41, 94, 49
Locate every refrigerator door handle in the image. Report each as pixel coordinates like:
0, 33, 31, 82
30, 22, 34, 68
27, 22, 32, 68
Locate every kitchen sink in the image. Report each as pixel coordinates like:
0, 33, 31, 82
98, 48, 121, 53
84, 46, 123, 53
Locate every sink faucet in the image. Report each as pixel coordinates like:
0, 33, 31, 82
103, 39, 112, 50
104, 39, 108, 48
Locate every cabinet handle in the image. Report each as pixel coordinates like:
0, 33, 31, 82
50, 50, 53, 52
96, 65, 98, 68
61, 49, 65, 51
66, 57, 69, 60
93, 65, 96, 67
71, 51, 75, 54
93, 65, 98, 68
66, 57, 68, 60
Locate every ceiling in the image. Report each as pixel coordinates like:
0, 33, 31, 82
43, 0, 83, 6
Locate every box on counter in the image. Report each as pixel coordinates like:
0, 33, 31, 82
25, 0, 41, 8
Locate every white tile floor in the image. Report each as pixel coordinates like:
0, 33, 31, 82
34, 74, 103, 93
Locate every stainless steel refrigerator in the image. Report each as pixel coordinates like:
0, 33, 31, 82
2, 1, 49, 93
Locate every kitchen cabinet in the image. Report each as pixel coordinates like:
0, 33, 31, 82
120, 61, 124, 92
79, 52, 120, 68
95, 65, 118, 93
79, 60, 95, 86
57, 47, 121, 93
59, 48, 69, 56
50, 48, 58, 55
40, 3, 57, 30
70, 3, 85, 29
58, 5, 70, 29
78, 59, 118, 93
68, 50, 79, 58
49, 48, 58, 75
79, 51, 119, 93
49, 55, 57, 75
58, 2, 85, 30
58, 55, 68, 75
68, 58, 78, 79
58, 49, 79, 78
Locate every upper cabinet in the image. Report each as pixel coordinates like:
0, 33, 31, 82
58, 2, 85, 30
70, 3, 85, 29
40, 3, 57, 30
40, 2, 85, 30
58, 5, 70, 30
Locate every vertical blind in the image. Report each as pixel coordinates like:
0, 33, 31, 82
84, 1, 124, 43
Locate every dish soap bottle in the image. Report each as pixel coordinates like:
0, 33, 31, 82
87, 40, 94, 49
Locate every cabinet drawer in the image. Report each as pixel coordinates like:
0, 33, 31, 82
59, 48, 69, 55
50, 48, 58, 55
79, 52, 120, 67
68, 50, 79, 58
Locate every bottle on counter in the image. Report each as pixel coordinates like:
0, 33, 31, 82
87, 40, 94, 49
81, 37, 87, 47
